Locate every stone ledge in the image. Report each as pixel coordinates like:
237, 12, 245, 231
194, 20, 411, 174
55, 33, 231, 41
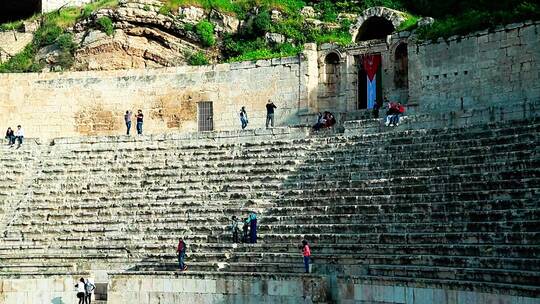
51, 126, 311, 145
109, 270, 325, 280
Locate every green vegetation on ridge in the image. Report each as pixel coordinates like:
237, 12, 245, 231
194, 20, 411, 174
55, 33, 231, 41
0, 0, 538, 72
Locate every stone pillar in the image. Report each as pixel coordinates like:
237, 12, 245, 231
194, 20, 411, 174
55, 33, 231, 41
302, 43, 319, 113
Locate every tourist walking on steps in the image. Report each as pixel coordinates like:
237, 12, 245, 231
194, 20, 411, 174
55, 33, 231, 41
177, 238, 187, 271
231, 216, 240, 243
240, 106, 249, 130
136, 110, 144, 135
246, 211, 257, 243
301, 239, 311, 273
124, 110, 132, 135
266, 99, 277, 128
14, 125, 24, 148
85, 278, 96, 304
75, 277, 86, 304
5, 127, 15, 147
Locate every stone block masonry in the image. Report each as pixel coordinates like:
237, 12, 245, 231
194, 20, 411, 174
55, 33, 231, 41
0, 50, 318, 140
108, 272, 329, 304
408, 22, 540, 114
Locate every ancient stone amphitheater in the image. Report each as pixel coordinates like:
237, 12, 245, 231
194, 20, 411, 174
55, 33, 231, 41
0, 114, 539, 303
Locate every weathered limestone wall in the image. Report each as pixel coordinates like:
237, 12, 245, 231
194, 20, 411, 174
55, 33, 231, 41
336, 278, 540, 304
408, 22, 540, 113
108, 273, 329, 303
0, 275, 85, 304
0, 51, 317, 139
42, 0, 93, 13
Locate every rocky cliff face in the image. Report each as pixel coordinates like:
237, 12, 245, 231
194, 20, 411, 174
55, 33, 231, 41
70, 0, 230, 70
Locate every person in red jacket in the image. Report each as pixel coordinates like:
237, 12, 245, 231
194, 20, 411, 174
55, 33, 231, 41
301, 239, 311, 273
177, 238, 187, 271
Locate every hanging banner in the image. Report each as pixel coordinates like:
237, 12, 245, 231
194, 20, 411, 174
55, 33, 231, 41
363, 54, 381, 81
367, 76, 377, 110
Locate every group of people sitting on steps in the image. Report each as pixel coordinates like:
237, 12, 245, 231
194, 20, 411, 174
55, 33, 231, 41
312, 111, 337, 131
373, 96, 406, 127
74, 277, 96, 304
4, 125, 24, 148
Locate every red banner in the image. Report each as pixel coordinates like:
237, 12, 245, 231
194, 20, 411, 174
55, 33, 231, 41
363, 54, 381, 81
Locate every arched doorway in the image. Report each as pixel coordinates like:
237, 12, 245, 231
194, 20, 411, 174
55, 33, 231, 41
394, 43, 408, 89
0, 0, 42, 24
323, 52, 341, 95
356, 16, 395, 42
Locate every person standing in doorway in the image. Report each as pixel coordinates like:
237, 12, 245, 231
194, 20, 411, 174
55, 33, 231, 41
301, 239, 311, 273
124, 110, 132, 135
265, 100, 277, 128
136, 110, 144, 135
177, 238, 187, 271
240, 107, 249, 130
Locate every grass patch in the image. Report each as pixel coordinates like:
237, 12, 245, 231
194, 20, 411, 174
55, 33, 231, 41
97, 16, 115, 36
417, 3, 540, 41
226, 41, 302, 62
0, 20, 24, 32
187, 51, 210, 65
158, 0, 305, 17
397, 14, 419, 31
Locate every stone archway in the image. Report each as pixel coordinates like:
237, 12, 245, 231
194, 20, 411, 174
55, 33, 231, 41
349, 7, 407, 42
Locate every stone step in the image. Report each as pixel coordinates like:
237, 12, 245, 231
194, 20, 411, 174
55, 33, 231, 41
367, 264, 540, 286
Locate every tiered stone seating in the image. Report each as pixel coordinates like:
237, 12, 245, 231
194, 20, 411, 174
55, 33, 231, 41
0, 118, 538, 298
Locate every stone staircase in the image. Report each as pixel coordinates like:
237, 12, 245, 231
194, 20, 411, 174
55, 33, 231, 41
0, 118, 538, 298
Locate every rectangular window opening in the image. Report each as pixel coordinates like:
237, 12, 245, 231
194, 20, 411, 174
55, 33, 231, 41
197, 101, 213, 132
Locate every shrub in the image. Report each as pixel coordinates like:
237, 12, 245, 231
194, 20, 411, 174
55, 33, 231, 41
315, 0, 338, 22
35, 23, 63, 45
159, 5, 172, 15
251, 11, 272, 35
195, 20, 216, 47
97, 16, 114, 36
187, 51, 210, 65
57, 33, 77, 53
0, 44, 41, 73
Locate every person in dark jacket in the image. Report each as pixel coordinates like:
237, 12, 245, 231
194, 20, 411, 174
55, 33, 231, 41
231, 216, 240, 243
5, 127, 15, 146
242, 218, 249, 243
136, 110, 144, 135
240, 107, 249, 130
265, 100, 277, 128
246, 212, 257, 243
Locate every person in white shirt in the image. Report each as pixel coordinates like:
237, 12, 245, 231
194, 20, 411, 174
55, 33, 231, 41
14, 125, 24, 148
75, 277, 86, 304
